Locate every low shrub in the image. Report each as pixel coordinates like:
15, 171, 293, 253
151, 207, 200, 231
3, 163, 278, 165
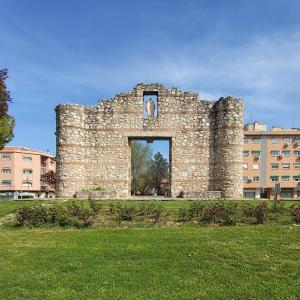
200, 203, 237, 226
137, 204, 165, 223
15, 203, 96, 228
177, 202, 205, 222
189, 202, 205, 219
271, 201, 285, 214
243, 205, 255, 218
150, 206, 165, 223
48, 206, 64, 224
57, 212, 76, 227
290, 205, 300, 224
116, 206, 136, 221
89, 199, 102, 214
242, 203, 268, 224
255, 203, 268, 224
109, 203, 117, 215
74, 211, 94, 228
177, 208, 192, 222
67, 202, 84, 217
138, 204, 155, 216
16, 206, 49, 227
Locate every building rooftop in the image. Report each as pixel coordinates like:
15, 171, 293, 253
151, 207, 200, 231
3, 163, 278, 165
244, 122, 300, 135
0, 146, 55, 158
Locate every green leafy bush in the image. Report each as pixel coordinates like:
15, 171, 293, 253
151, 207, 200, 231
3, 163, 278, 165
177, 208, 192, 222
109, 203, 116, 215
271, 201, 285, 214
137, 204, 165, 222
16, 206, 49, 227
116, 206, 137, 221
89, 199, 102, 214
138, 204, 155, 216
15, 202, 96, 228
150, 206, 165, 223
189, 202, 205, 219
200, 203, 237, 226
177, 202, 205, 222
242, 203, 268, 224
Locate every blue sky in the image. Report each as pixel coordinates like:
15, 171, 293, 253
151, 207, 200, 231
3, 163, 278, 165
1, 0, 300, 159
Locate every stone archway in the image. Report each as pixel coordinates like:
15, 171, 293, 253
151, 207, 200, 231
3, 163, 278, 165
55, 83, 244, 199
128, 136, 172, 197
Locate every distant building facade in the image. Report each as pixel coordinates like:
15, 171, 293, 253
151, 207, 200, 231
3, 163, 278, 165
0, 146, 55, 199
243, 122, 300, 199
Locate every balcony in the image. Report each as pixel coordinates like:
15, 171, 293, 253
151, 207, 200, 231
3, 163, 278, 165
40, 167, 46, 175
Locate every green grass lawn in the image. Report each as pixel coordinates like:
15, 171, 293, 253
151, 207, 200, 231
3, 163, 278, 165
0, 200, 299, 299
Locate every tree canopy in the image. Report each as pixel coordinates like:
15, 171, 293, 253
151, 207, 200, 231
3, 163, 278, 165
150, 152, 169, 193
0, 69, 15, 149
131, 141, 153, 195
131, 141, 169, 196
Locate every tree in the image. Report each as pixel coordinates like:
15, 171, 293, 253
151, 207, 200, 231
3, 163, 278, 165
45, 170, 56, 188
0, 69, 15, 149
150, 152, 169, 195
131, 141, 153, 195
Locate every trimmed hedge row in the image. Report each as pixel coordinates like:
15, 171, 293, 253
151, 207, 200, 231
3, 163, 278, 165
15, 200, 101, 228
14, 200, 300, 228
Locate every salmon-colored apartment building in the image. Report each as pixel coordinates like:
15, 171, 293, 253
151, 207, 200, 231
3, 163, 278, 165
243, 122, 300, 199
0, 147, 55, 199
1, 128, 299, 200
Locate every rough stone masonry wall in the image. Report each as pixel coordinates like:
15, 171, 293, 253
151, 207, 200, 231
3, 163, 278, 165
55, 83, 244, 199
210, 97, 244, 199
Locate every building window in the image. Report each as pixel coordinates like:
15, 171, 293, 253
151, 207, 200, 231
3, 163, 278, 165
253, 137, 261, 144
1, 168, 11, 174
243, 150, 249, 157
253, 176, 260, 182
272, 137, 280, 144
294, 163, 300, 169
252, 163, 260, 170
22, 180, 32, 186
282, 150, 291, 157
271, 163, 279, 169
293, 150, 300, 156
243, 163, 248, 169
1, 154, 11, 161
23, 169, 33, 175
271, 150, 280, 157
284, 137, 292, 145
252, 150, 261, 157
1, 180, 12, 186
282, 163, 290, 169
243, 136, 248, 144
270, 176, 279, 182
295, 136, 300, 144
293, 176, 300, 182
243, 176, 248, 183
282, 176, 290, 182
23, 156, 33, 162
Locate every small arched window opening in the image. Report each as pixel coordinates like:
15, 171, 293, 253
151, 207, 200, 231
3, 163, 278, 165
143, 91, 158, 118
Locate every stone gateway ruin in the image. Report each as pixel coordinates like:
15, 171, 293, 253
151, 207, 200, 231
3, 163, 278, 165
55, 83, 244, 199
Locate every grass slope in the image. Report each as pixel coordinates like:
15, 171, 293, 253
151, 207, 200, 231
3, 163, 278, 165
0, 200, 299, 299
0, 226, 299, 299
